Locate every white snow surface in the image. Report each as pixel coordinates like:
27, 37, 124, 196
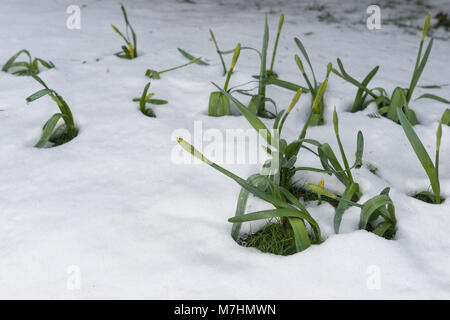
0, 0, 449, 299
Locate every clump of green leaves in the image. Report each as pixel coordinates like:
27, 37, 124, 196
219, 13, 285, 118
214, 86, 312, 193
178, 136, 322, 254
397, 106, 444, 204
248, 13, 285, 118
293, 108, 364, 233
145, 56, 201, 79
179, 88, 325, 253
333, 14, 449, 124
2, 50, 54, 76
111, 4, 137, 59
132, 82, 168, 117
26, 75, 78, 148
308, 184, 397, 239
288, 108, 364, 189
208, 43, 241, 117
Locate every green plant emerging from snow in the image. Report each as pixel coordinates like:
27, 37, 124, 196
177, 136, 322, 253
247, 14, 280, 118
220, 13, 286, 118
132, 82, 168, 117
333, 14, 449, 124
112, 4, 138, 59
179, 88, 327, 253
259, 38, 331, 125
208, 43, 241, 117
26, 75, 78, 148
2, 50, 54, 76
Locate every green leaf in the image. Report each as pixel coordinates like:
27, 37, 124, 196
261, 76, 308, 92
397, 107, 440, 203
408, 38, 433, 101
209, 29, 227, 75
294, 37, 316, 87
306, 183, 337, 200
351, 66, 379, 112
372, 221, 392, 237
318, 143, 349, 186
30, 74, 50, 89
34, 113, 64, 148
147, 99, 168, 105
26, 89, 52, 102
228, 208, 314, 223
255, 14, 269, 116
145, 69, 161, 79
208, 91, 230, 117
231, 174, 269, 241
177, 138, 291, 209
2, 49, 32, 72
269, 13, 284, 76
111, 24, 129, 44
335, 58, 378, 100
334, 182, 359, 233
279, 186, 321, 243
177, 48, 209, 65
355, 131, 364, 167
387, 87, 405, 122
35, 58, 55, 69
311, 78, 327, 114
287, 217, 311, 252
441, 109, 450, 125
140, 82, 151, 113
359, 194, 392, 230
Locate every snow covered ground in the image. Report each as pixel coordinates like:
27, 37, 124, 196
0, 0, 449, 299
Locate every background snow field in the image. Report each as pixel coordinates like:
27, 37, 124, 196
0, 0, 449, 299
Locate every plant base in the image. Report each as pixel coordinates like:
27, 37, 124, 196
237, 221, 296, 256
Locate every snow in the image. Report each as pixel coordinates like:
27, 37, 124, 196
0, 0, 449, 299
